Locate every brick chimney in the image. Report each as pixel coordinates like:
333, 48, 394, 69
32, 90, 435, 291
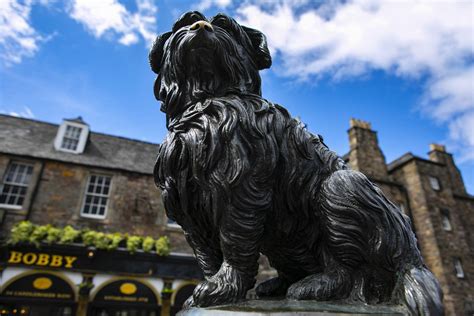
348, 118, 389, 180
428, 143, 466, 194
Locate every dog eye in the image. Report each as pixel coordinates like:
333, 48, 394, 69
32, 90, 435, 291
210, 15, 229, 29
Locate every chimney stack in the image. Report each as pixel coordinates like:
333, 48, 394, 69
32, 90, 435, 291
429, 143, 466, 194
348, 118, 389, 180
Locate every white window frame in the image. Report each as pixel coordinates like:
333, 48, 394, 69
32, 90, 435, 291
454, 258, 465, 278
0, 162, 34, 209
54, 121, 89, 154
80, 174, 112, 219
60, 125, 82, 151
440, 209, 452, 231
429, 176, 441, 191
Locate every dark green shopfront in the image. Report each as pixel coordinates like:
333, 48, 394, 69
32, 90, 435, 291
0, 244, 202, 316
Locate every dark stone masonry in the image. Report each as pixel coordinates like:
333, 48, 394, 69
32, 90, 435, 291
345, 119, 474, 315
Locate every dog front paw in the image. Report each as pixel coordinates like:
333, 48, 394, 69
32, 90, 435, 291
182, 295, 195, 309
190, 261, 254, 307
191, 279, 239, 307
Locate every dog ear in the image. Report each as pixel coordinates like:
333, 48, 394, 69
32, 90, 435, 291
149, 31, 172, 74
242, 26, 272, 70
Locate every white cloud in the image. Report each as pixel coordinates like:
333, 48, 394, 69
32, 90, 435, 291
68, 0, 158, 46
236, 0, 474, 160
0, 0, 158, 65
0, 0, 43, 65
197, 0, 232, 11
449, 112, 474, 161
1, 106, 35, 118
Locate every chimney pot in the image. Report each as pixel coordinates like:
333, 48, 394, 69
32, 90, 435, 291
350, 118, 372, 130
430, 143, 446, 152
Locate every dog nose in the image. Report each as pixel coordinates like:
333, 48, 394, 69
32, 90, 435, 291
189, 20, 214, 32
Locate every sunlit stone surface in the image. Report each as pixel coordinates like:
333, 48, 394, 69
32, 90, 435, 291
178, 299, 408, 315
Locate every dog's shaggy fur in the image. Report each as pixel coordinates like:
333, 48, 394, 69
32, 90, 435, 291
150, 11, 444, 315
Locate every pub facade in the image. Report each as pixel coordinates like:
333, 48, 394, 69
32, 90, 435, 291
1, 243, 201, 316
0, 115, 201, 315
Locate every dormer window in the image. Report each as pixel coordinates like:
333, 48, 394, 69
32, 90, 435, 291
54, 117, 89, 154
61, 125, 82, 151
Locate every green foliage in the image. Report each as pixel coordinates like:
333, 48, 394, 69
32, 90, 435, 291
78, 281, 94, 289
94, 232, 112, 250
142, 236, 155, 252
155, 236, 171, 256
162, 287, 174, 294
29, 225, 50, 247
46, 227, 61, 244
9, 221, 34, 244
107, 233, 123, 250
59, 225, 80, 244
7, 221, 170, 256
126, 236, 142, 254
81, 230, 97, 246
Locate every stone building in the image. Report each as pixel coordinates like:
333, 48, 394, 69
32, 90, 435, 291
0, 114, 472, 315
345, 118, 474, 316
0, 114, 198, 316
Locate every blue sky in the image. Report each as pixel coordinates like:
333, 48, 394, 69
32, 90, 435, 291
1, 0, 473, 193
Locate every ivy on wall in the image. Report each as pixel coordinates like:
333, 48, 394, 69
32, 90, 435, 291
8, 221, 171, 256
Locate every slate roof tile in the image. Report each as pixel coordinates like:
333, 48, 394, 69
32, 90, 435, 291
0, 114, 159, 175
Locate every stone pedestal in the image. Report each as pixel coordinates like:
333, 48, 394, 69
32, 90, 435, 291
178, 299, 408, 316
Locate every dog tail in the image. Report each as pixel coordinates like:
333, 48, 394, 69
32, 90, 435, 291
399, 266, 444, 316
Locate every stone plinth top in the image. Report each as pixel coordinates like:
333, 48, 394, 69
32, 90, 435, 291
178, 299, 408, 315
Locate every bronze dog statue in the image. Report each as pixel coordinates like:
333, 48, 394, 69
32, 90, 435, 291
150, 11, 443, 315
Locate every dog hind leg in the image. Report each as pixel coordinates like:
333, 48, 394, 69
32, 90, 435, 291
288, 169, 384, 301
286, 259, 352, 300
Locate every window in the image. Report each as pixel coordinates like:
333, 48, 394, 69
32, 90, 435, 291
81, 175, 112, 219
61, 125, 82, 151
454, 258, 465, 278
0, 162, 34, 208
54, 118, 89, 154
440, 209, 452, 231
429, 176, 441, 191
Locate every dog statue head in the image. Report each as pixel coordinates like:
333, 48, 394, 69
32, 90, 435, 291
149, 11, 271, 117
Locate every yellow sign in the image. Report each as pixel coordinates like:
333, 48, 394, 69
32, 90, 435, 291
4, 290, 71, 300
8, 251, 77, 269
104, 295, 149, 303
33, 277, 52, 290
120, 283, 137, 295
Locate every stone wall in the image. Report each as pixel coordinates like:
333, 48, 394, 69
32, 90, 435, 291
348, 120, 474, 315
0, 155, 192, 255
348, 118, 389, 180
407, 159, 474, 315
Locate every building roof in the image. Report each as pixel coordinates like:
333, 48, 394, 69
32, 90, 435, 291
387, 152, 444, 172
0, 114, 159, 175
64, 116, 88, 125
